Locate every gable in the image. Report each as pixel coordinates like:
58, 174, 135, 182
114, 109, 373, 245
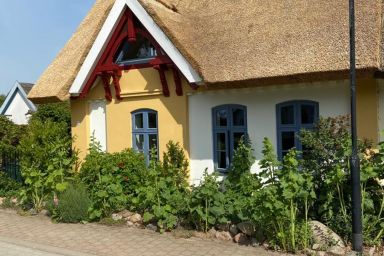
70, 0, 202, 101
0, 82, 36, 115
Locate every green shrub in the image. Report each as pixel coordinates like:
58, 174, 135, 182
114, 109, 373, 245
80, 141, 145, 220
0, 172, 21, 197
54, 182, 91, 223
19, 119, 76, 212
134, 143, 190, 232
188, 170, 227, 232
227, 135, 255, 184
299, 115, 382, 245
162, 141, 189, 188
224, 137, 261, 224
30, 102, 71, 130
0, 116, 25, 147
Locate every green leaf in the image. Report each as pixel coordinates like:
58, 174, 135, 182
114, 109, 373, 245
55, 182, 68, 192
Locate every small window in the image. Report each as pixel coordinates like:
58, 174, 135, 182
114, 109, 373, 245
212, 105, 247, 172
276, 101, 319, 159
132, 109, 158, 164
115, 33, 158, 65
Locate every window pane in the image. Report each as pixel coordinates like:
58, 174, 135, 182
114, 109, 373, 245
216, 109, 228, 127
217, 133, 227, 151
148, 134, 158, 151
301, 104, 315, 124
134, 134, 144, 151
282, 131, 295, 151
233, 132, 245, 150
134, 114, 143, 129
281, 105, 294, 125
148, 112, 157, 129
232, 108, 245, 126
115, 33, 157, 64
148, 134, 158, 160
218, 151, 227, 169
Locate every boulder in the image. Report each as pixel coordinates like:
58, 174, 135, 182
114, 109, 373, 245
233, 233, 249, 245
215, 231, 232, 241
208, 228, 217, 238
0, 197, 4, 206
146, 223, 158, 232
111, 213, 123, 221
326, 246, 346, 256
120, 210, 134, 219
310, 221, 345, 248
229, 224, 239, 236
126, 221, 134, 227
250, 237, 259, 247
128, 213, 142, 223
39, 209, 49, 216
216, 223, 229, 232
237, 221, 256, 236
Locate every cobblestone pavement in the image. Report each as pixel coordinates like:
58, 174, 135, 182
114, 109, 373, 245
0, 209, 283, 256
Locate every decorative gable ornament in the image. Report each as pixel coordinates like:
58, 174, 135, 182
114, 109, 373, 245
71, 0, 202, 101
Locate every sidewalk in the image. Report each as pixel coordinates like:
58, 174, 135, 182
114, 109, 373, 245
0, 209, 282, 256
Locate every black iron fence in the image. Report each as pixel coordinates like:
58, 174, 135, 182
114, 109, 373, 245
0, 149, 22, 182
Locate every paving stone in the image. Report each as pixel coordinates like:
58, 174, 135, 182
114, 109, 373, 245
0, 209, 285, 256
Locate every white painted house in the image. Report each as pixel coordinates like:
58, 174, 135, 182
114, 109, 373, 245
0, 81, 37, 125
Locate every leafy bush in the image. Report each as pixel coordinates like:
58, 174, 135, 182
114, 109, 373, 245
19, 119, 76, 212
227, 135, 255, 184
133, 143, 190, 232
0, 115, 25, 147
251, 139, 315, 252
299, 115, 382, 245
79, 142, 136, 220
30, 102, 71, 129
0, 171, 21, 197
53, 182, 91, 223
224, 137, 261, 224
189, 170, 227, 232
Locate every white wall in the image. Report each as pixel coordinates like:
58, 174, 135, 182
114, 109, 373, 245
188, 81, 350, 185
4, 91, 31, 125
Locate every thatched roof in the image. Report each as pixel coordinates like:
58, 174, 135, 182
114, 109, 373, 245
19, 83, 34, 95
29, 0, 384, 102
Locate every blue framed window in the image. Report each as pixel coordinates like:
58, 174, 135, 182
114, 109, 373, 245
212, 104, 247, 172
276, 100, 319, 159
132, 109, 158, 164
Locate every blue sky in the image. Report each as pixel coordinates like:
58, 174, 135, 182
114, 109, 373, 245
0, 0, 95, 95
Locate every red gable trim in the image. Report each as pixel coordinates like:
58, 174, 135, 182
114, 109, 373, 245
79, 8, 183, 101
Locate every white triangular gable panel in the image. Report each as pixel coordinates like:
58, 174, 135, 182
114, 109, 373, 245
70, 0, 202, 95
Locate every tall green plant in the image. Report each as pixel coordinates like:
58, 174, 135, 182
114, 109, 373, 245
19, 119, 76, 212
360, 143, 384, 245
134, 144, 190, 232
189, 170, 227, 232
227, 135, 255, 184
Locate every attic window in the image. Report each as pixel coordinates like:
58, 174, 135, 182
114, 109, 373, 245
114, 33, 159, 65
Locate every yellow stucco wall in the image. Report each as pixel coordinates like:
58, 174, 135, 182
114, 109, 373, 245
356, 79, 378, 143
71, 68, 190, 161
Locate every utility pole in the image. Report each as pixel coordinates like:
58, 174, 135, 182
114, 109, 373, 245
349, 0, 363, 253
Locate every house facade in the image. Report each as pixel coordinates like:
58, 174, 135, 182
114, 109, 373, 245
0, 81, 36, 125
29, 0, 384, 184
